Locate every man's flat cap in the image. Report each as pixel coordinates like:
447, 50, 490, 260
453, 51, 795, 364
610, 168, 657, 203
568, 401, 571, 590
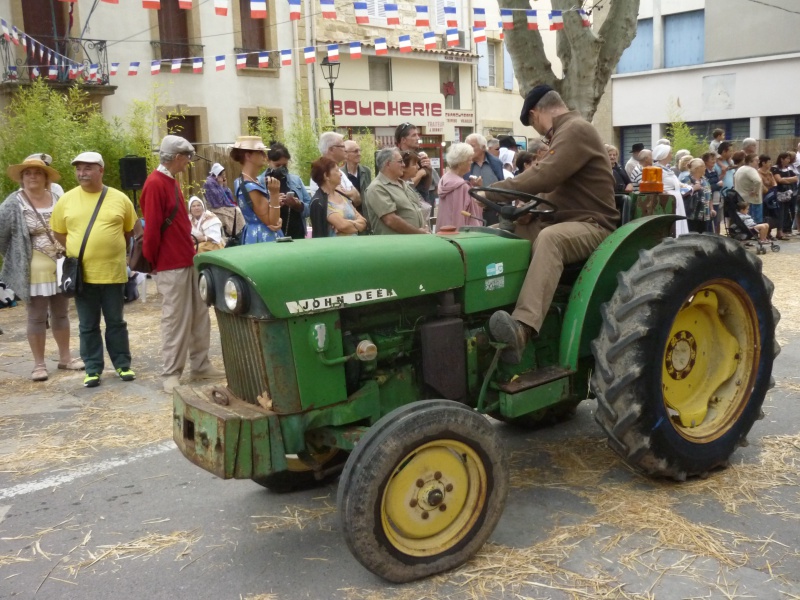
520, 84, 554, 126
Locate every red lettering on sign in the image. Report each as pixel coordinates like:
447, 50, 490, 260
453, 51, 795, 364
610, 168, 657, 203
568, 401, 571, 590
344, 101, 358, 116
374, 102, 386, 116
412, 102, 424, 116
431, 104, 442, 117
332, 100, 342, 116
388, 102, 398, 116
400, 102, 412, 116
358, 101, 372, 116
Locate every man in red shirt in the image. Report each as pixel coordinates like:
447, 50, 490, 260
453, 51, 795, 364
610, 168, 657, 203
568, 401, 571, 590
141, 135, 223, 393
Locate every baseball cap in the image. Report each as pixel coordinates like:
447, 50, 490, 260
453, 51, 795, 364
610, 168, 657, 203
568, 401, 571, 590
71, 152, 105, 167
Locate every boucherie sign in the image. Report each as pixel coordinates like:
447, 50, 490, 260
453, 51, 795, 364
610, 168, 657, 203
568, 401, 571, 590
324, 89, 448, 128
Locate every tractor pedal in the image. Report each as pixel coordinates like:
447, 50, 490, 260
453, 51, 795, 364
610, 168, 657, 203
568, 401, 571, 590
497, 365, 576, 394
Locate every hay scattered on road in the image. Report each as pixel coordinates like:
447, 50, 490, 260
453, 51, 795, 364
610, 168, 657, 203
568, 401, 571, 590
761, 254, 800, 335
0, 552, 33, 567
252, 503, 336, 532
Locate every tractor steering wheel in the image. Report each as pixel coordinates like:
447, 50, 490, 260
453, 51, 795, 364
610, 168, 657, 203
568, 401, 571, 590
468, 187, 557, 222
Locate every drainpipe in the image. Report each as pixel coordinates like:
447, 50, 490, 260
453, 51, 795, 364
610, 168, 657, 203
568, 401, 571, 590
305, 0, 318, 125
468, 0, 477, 137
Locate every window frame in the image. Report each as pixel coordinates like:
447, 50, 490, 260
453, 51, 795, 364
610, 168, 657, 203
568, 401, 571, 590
368, 56, 392, 92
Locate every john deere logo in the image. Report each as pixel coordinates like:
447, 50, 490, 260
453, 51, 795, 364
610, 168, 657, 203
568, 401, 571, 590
665, 330, 697, 380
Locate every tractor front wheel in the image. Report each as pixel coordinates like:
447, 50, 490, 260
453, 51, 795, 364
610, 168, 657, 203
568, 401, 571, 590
591, 234, 779, 480
337, 400, 509, 583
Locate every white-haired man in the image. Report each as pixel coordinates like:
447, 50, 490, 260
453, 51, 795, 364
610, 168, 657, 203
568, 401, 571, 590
309, 131, 361, 208
364, 148, 429, 235
465, 133, 506, 224
741, 138, 758, 155
140, 135, 223, 393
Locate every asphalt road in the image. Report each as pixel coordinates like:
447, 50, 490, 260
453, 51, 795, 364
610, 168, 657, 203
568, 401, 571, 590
1, 239, 799, 600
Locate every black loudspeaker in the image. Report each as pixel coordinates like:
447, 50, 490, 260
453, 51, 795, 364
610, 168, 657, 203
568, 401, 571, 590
119, 156, 148, 191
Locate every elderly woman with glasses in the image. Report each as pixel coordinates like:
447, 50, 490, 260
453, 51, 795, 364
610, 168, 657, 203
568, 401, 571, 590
0, 156, 82, 381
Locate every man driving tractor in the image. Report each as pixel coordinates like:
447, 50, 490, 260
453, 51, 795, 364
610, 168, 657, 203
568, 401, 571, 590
487, 85, 619, 363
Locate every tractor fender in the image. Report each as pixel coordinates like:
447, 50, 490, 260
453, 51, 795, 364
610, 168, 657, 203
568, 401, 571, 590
559, 215, 682, 370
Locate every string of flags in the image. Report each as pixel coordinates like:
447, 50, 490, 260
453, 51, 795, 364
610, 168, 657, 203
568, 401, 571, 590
1, 3, 590, 82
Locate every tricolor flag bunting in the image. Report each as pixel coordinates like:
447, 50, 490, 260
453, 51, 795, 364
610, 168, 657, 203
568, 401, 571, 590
102, 0, 119, 3
415, 5, 429, 27
385, 3, 399, 25
142, 0, 160, 9
580, 9, 591, 27
444, 6, 457, 27
214, 0, 229, 16
354, 2, 368, 24
500, 9, 513, 30
526, 10, 538, 30
375, 37, 388, 55
288, 0, 300, 20
11, 25, 19, 45
49, 66, 58, 80
89, 64, 98, 80
151, 60, 161, 75
1, 19, 9, 43
423, 31, 436, 50
327, 44, 339, 61
110, 62, 119, 76
68, 65, 77, 80
251, 0, 267, 18
6, 65, 17, 80
349, 41, 362, 59
398, 34, 411, 53
216, 55, 226, 70
550, 10, 564, 30
193, 57, 204, 72
32, 66, 40, 78
473, 27, 486, 43
237, 53, 247, 69
473, 7, 486, 28
304, 47, 316, 64
281, 49, 292, 66
498, 21, 504, 39
171, 59, 182, 73
21, 33, 27, 50
258, 52, 269, 67
178, 0, 192, 9
321, 0, 336, 19
446, 28, 459, 47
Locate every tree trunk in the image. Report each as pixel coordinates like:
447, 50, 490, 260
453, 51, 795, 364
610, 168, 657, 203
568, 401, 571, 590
498, 0, 641, 121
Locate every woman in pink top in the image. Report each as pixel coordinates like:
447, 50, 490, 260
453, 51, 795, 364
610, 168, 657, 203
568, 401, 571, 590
437, 142, 484, 229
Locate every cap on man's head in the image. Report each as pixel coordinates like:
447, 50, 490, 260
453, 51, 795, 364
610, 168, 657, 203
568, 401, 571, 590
209, 163, 225, 177
631, 143, 645, 153
160, 134, 195, 155
25, 153, 53, 166
71, 151, 105, 167
520, 84, 554, 126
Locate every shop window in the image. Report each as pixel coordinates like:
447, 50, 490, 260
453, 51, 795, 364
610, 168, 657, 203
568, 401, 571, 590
368, 57, 392, 91
439, 63, 460, 110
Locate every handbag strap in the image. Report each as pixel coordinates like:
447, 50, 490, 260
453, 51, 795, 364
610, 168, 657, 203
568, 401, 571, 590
160, 185, 181, 233
18, 190, 60, 250
77, 186, 109, 264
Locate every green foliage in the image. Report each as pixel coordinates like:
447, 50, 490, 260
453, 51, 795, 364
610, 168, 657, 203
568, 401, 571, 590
666, 102, 707, 159
353, 131, 377, 175
285, 92, 334, 185
248, 109, 280, 146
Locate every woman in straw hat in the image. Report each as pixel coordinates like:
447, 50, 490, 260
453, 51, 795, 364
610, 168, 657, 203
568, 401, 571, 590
0, 156, 83, 381
229, 136, 283, 244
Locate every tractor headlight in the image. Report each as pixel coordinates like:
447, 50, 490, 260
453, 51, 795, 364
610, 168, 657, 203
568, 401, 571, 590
198, 271, 214, 306
223, 276, 249, 314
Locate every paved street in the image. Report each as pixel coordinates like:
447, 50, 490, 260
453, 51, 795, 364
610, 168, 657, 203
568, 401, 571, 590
1, 240, 800, 600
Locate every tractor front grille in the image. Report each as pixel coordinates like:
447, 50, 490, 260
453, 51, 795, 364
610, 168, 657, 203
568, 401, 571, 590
215, 310, 270, 404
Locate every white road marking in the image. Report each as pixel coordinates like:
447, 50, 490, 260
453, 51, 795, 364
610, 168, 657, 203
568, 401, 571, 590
0, 442, 174, 501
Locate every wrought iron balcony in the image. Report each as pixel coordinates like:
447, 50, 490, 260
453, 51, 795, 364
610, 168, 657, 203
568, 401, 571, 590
233, 47, 278, 70
0, 36, 113, 88
150, 40, 205, 63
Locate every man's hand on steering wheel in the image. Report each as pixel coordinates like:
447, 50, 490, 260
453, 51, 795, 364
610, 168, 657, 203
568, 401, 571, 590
468, 186, 557, 221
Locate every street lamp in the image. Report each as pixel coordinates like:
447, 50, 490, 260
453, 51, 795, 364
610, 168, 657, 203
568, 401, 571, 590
320, 56, 340, 127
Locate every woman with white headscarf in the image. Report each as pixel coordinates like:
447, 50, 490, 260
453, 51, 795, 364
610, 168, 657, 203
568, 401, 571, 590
653, 144, 689, 236
188, 196, 225, 253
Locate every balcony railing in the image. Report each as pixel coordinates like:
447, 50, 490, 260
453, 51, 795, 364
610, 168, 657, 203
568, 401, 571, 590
150, 40, 205, 63
233, 47, 278, 70
0, 36, 112, 86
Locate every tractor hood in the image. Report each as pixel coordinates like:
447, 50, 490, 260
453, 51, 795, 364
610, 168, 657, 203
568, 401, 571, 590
195, 235, 466, 318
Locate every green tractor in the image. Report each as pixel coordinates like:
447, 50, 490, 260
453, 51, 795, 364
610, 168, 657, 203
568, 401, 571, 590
173, 189, 778, 583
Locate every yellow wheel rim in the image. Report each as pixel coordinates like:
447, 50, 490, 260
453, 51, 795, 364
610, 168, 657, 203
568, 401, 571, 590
380, 440, 487, 558
662, 281, 760, 442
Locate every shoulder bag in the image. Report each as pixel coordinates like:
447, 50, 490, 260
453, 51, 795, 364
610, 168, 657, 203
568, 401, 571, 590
128, 185, 181, 273
61, 186, 108, 298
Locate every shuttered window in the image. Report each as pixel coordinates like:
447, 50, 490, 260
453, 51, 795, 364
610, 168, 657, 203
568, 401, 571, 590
617, 19, 653, 74
476, 41, 488, 87
158, 0, 190, 60
23, 0, 68, 61
367, 0, 386, 18
434, 0, 459, 28
620, 126, 651, 164
503, 44, 514, 91
487, 42, 496, 87
240, 0, 266, 67
664, 10, 704, 68
368, 57, 392, 91
767, 116, 800, 138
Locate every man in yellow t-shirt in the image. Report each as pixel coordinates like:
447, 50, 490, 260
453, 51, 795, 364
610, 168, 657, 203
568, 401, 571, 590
51, 152, 137, 388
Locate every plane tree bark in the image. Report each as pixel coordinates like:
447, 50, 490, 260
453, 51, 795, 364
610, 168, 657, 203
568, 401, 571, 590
498, 0, 641, 121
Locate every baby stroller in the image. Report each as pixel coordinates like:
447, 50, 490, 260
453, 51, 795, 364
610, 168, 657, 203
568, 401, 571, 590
722, 189, 780, 255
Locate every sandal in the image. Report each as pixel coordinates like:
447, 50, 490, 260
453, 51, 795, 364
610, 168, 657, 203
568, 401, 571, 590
58, 358, 85, 371
31, 364, 48, 381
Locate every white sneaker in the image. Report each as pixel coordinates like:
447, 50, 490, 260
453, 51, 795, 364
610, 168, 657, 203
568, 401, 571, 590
162, 374, 181, 394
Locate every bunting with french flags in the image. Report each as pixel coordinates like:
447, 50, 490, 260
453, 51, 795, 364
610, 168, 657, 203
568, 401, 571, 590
31, 66, 40, 78
354, 2, 368, 24
215, 55, 225, 70
236, 54, 247, 69
89, 64, 98, 80
415, 5, 429, 27
349, 41, 362, 58
288, 0, 300, 20
444, 6, 457, 27
320, 0, 336, 19
102, 0, 119, 4
1, 19, 9, 43
110, 62, 119, 76
128, 62, 140, 75
473, 7, 485, 28
304, 47, 316, 63
327, 44, 339, 61
10, 25, 19, 45
171, 59, 181, 73
281, 49, 292, 66
193, 57, 204, 72
178, 0, 192, 9
423, 31, 435, 50
142, 0, 160, 9
446, 28, 459, 47
473, 27, 486, 43
385, 3, 399, 25
375, 37, 387, 55
398, 35, 411, 53
49, 65, 58, 80
526, 10, 538, 30
498, 21, 504, 39
549, 10, 564, 30
258, 52, 269, 67
500, 9, 513, 30
579, 9, 591, 27
214, 0, 228, 16
150, 60, 161, 75
251, 0, 266, 18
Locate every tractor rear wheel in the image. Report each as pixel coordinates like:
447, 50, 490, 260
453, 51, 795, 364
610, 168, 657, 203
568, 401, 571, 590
337, 400, 509, 583
253, 448, 347, 493
591, 234, 779, 480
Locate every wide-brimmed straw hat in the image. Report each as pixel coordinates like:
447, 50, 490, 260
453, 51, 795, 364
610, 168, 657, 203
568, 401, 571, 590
232, 136, 268, 152
7, 157, 61, 183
